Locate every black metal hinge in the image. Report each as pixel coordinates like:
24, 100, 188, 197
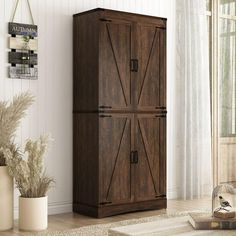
99, 115, 112, 118
100, 18, 112, 22
155, 194, 166, 198
99, 201, 112, 205
99, 105, 112, 109
155, 115, 166, 118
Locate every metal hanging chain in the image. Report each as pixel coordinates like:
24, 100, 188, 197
11, 0, 35, 25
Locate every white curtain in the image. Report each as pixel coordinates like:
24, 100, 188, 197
171, 0, 212, 199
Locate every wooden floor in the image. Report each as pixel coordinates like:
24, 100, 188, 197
2, 198, 211, 236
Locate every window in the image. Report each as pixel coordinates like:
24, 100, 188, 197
208, 0, 236, 185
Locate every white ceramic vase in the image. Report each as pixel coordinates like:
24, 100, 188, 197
19, 196, 48, 231
0, 166, 13, 231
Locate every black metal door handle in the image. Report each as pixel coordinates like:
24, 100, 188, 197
134, 151, 138, 163
130, 151, 138, 164
131, 59, 138, 72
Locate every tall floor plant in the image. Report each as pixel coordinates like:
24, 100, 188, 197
0, 92, 34, 165
0, 92, 34, 231
3, 135, 54, 231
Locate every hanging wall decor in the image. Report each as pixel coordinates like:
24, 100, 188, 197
8, 0, 38, 80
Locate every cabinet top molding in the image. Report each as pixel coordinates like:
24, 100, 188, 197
73, 8, 167, 27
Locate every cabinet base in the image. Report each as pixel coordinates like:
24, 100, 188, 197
73, 198, 167, 218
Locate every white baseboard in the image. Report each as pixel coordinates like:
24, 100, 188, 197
167, 187, 179, 199
13, 185, 211, 219
48, 201, 72, 215
167, 184, 212, 200
14, 201, 72, 219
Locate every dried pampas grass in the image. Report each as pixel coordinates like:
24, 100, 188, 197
0, 92, 34, 166
4, 135, 54, 198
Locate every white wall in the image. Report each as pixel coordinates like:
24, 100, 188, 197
0, 0, 176, 217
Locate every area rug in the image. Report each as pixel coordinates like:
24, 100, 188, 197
35, 211, 236, 236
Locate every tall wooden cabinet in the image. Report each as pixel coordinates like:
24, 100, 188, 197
73, 8, 167, 218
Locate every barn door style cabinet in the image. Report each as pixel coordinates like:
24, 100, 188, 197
73, 8, 167, 218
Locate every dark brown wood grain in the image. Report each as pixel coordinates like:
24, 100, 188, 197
99, 19, 132, 111
73, 11, 100, 112
74, 8, 166, 28
73, 8, 167, 218
133, 114, 166, 201
74, 197, 167, 218
98, 114, 132, 204
73, 113, 99, 206
136, 26, 166, 111
73, 8, 167, 112
159, 114, 166, 195
159, 29, 167, 108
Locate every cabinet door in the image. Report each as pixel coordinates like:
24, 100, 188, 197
134, 24, 166, 110
99, 114, 132, 204
133, 114, 166, 201
99, 20, 132, 111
